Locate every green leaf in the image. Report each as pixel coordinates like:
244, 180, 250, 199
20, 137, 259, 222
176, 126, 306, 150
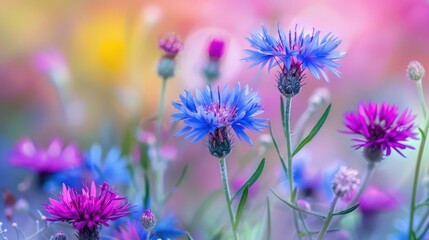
234, 186, 249, 230
140, 143, 151, 171
419, 127, 426, 139
293, 104, 332, 157
269, 123, 288, 175
121, 124, 136, 156
271, 189, 325, 219
411, 231, 418, 240
232, 159, 265, 201
163, 165, 189, 204
143, 172, 151, 209
333, 203, 360, 216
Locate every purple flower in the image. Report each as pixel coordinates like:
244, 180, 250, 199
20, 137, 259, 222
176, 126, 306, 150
352, 185, 398, 214
207, 38, 225, 60
343, 102, 417, 159
44, 182, 133, 239
9, 138, 82, 173
159, 33, 182, 58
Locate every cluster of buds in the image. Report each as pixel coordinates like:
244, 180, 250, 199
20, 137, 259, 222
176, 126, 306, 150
203, 38, 225, 82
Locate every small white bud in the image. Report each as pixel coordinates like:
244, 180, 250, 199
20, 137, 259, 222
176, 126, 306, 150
407, 60, 425, 81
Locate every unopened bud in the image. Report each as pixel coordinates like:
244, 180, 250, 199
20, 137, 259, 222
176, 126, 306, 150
141, 209, 156, 230
332, 167, 360, 198
407, 60, 425, 81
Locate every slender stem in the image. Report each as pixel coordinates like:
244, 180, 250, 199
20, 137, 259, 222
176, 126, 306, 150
146, 229, 152, 240
348, 162, 375, 207
283, 97, 307, 239
219, 157, 238, 240
417, 80, 427, 120
419, 220, 429, 240
409, 118, 429, 239
284, 97, 294, 193
417, 208, 429, 233
155, 78, 168, 206
317, 196, 339, 240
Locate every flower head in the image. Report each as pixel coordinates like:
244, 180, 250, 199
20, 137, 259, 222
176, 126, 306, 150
332, 167, 360, 198
407, 60, 425, 81
140, 209, 156, 230
159, 33, 182, 58
44, 182, 133, 238
10, 138, 82, 173
343, 102, 417, 160
207, 38, 225, 60
172, 83, 266, 157
52, 232, 68, 240
244, 24, 345, 81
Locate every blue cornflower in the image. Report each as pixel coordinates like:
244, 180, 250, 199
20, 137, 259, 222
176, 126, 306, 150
244, 24, 345, 96
86, 144, 132, 185
172, 83, 267, 158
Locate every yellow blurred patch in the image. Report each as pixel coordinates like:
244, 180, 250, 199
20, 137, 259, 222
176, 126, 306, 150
73, 9, 127, 82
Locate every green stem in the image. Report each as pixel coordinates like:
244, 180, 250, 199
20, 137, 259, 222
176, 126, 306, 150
348, 162, 375, 207
155, 78, 168, 206
317, 196, 339, 240
219, 157, 238, 240
418, 220, 429, 240
283, 97, 306, 239
417, 80, 427, 120
417, 208, 429, 233
409, 118, 429, 239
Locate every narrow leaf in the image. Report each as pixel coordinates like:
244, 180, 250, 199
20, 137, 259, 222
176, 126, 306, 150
293, 104, 332, 157
269, 123, 288, 175
143, 172, 151, 209
234, 186, 249, 230
419, 127, 426, 139
212, 226, 225, 240
291, 187, 298, 203
121, 124, 136, 156
333, 203, 360, 216
271, 189, 325, 219
232, 158, 265, 201
140, 143, 150, 171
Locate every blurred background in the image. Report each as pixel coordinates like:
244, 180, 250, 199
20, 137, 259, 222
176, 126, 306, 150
1, 0, 429, 239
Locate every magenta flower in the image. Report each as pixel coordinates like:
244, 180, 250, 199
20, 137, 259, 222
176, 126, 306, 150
45, 182, 133, 239
350, 185, 398, 214
207, 38, 225, 60
343, 102, 417, 159
159, 33, 182, 58
9, 138, 82, 173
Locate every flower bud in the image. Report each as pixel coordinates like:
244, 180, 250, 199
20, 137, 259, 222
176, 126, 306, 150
363, 147, 383, 163
407, 60, 425, 81
157, 57, 176, 79
141, 209, 157, 230
203, 60, 221, 82
332, 167, 360, 198
208, 128, 232, 158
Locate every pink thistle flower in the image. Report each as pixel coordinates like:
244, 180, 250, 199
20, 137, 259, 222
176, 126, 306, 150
207, 38, 225, 60
159, 33, 182, 58
342, 102, 417, 160
9, 138, 82, 173
44, 182, 133, 239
